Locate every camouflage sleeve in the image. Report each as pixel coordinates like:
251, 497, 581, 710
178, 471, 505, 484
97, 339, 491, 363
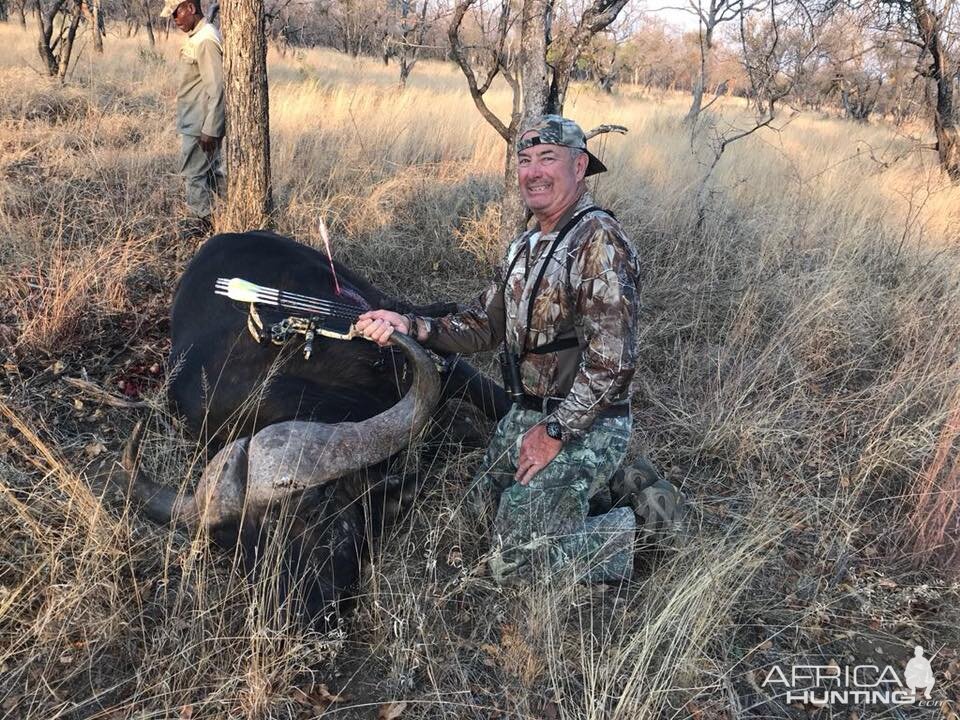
552, 221, 639, 439
413, 256, 510, 355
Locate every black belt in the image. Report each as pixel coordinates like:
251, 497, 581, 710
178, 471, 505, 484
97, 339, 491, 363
518, 394, 630, 417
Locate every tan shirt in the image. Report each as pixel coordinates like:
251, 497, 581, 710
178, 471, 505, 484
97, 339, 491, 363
176, 19, 224, 138
417, 192, 641, 438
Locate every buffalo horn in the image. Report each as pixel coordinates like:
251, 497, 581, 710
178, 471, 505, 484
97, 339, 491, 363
242, 331, 441, 512
123, 332, 440, 528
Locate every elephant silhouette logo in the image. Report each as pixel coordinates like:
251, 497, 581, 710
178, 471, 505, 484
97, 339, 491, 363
903, 646, 935, 700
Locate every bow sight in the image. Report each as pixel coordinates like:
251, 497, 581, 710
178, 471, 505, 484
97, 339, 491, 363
215, 277, 364, 359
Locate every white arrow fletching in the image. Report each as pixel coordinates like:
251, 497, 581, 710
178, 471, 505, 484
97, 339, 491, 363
224, 277, 263, 304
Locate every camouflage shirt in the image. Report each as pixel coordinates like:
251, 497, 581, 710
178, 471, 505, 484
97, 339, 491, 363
417, 192, 641, 439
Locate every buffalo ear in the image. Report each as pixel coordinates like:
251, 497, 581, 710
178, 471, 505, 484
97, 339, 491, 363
82, 451, 133, 502
97, 420, 144, 499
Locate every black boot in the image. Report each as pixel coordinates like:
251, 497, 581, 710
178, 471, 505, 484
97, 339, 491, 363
610, 458, 688, 547
176, 216, 213, 241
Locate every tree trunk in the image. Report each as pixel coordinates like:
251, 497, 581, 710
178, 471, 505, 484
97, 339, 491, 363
518, 0, 550, 122
141, 0, 154, 46
57, 0, 81, 81
0, 0, 9, 23
685, 23, 713, 123
935, 118, 960, 181
222, 0, 273, 229
91, 0, 103, 52
36, 0, 65, 75
397, 0, 426, 90
495, 0, 550, 236
501, 142, 525, 242
911, 0, 960, 181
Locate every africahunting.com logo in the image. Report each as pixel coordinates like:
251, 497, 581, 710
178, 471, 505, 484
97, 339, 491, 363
761, 646, 938, 707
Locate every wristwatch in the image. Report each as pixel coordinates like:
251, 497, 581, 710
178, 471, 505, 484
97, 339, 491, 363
544, 420, 564, 442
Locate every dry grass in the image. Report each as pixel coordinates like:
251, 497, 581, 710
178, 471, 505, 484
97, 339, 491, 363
2, 21, 960, 719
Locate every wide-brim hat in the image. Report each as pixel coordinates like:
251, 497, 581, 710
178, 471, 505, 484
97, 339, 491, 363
516, 115, 607, 177
159, 0, 182, 17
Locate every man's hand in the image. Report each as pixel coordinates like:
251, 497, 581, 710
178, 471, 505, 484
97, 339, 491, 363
516, 424, 563, 485
356, 309, 410, 347
199, 133, 219, 154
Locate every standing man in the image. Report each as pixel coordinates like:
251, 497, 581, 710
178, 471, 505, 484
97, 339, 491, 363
161, 0, 225, 239
357, 116, 645, 585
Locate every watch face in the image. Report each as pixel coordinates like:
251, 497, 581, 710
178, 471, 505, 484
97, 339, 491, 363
546, 421, 563, 440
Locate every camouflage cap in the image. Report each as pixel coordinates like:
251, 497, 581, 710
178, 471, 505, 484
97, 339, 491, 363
516, 115, 607, 176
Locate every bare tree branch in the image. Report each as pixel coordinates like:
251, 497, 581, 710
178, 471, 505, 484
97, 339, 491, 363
584, 123, 628, 139
448, 0, 511, 141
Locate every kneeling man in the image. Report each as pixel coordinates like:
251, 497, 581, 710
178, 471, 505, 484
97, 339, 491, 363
358, 116, 640, 584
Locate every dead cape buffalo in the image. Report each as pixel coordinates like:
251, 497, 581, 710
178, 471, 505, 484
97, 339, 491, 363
121, 230, 508, 623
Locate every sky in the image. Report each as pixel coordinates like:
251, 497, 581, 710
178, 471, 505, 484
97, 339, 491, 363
644, 0, 702, 31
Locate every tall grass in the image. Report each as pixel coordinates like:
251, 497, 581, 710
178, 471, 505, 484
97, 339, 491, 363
1, 21, 959, 719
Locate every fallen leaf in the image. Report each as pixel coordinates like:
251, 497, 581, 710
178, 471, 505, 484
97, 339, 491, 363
877, 577, 898, 589
179, 705, 193, 719
480, 643, 500, 668
378, 700, 408, 719
84, 441, 106, 457
313, 683, 347, 703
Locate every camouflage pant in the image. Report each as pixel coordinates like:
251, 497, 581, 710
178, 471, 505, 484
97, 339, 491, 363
476, 406, 635, 585
179, 133, 225, 219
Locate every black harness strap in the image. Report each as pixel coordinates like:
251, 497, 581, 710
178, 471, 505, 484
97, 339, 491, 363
503, 205, 609, 357
525, 206, 600, 346
526, 334, 579, 355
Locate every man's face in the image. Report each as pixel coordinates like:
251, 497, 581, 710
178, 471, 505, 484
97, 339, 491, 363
173, 1, 199, 33
517, 132, 588, 221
